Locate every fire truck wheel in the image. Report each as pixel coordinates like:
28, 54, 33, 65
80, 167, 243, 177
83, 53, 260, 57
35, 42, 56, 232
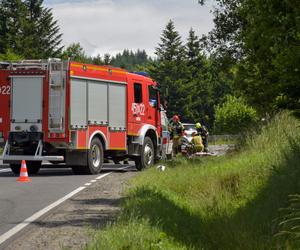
27, 161, 41, 174
87, 138, 104, 174
10, 164, 21, 175
135, 137, 154, 171
9, 162, 41, 175
166, 154, 172, 160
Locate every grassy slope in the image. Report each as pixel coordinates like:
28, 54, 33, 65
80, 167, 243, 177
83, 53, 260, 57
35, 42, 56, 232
86, 112, 300, 250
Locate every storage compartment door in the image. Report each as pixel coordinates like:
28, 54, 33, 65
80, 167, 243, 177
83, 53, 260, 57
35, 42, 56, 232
70, 79, 87, 128
11, 76, 43, 132
108, 84, 126, 130
88, 81, 108, 125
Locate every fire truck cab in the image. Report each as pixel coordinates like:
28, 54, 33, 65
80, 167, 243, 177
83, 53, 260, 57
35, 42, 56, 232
0, 59, 165, 174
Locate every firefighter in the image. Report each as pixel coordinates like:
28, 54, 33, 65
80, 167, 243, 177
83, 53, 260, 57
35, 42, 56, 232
190, 131, 204, 154
169, 115, 184, 156
195, 122, 209, 152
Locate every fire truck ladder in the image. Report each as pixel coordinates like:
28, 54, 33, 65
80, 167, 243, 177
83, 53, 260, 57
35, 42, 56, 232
48, 60, 67, 133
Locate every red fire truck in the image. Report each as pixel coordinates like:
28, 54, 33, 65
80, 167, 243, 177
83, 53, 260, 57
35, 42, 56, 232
0, 59, 166, 174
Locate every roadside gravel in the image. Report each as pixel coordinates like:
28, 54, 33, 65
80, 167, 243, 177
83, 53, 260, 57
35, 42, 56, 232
4, 168, 138, 250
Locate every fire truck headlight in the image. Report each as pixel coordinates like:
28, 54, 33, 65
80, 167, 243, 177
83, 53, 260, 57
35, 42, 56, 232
30, 125, 38, 132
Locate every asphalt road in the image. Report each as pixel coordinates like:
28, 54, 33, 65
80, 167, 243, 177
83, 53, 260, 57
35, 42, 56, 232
0, 161, 135, 247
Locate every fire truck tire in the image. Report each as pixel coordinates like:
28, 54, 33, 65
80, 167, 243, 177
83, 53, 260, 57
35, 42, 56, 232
27, 161, 41, 174
10, 161, 41, 175
135, 137, 154, 171
10, 164, 21, 175
87, 138, 104, 174
72, 138, 103, 175
166, 153, 172, 160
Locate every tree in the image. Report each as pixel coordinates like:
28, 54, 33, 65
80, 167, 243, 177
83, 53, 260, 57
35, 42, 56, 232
201, 0, 300, 114
110, 49, 151, 71
149, 20, 189, 119
155, 20, 185, 62
183, 28, 212, 123
0, 0, 63, 58
61, 43, 86, 62
92, 54, 104, 65
103, 53, 111, 65
186, 28, 205, 70
0, 0, 26, 55
23, 0, 63, 58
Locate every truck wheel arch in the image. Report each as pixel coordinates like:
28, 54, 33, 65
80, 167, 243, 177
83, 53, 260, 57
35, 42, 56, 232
89, 130, 107, 150
138, 125, 158, 147
145, 129, 158, 150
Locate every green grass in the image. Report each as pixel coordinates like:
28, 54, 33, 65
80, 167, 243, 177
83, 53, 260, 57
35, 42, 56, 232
86, 112, 300, 250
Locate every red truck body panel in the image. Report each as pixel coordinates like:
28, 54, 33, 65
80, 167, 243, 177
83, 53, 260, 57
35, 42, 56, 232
0, 61, 161, 159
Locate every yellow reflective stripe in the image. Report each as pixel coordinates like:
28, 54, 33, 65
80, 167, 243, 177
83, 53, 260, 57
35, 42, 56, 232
109, 148, 127, 151
71, 63, 127, 75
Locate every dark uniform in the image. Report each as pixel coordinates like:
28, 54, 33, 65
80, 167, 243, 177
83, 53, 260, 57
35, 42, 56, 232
169, 117, 184, 155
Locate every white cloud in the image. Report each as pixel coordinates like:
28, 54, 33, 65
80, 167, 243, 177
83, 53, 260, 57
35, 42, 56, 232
46, 0, 215, 57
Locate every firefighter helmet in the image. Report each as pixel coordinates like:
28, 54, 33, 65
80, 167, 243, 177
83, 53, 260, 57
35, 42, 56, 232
196, 122, 201, 129
173, 115, 179, 121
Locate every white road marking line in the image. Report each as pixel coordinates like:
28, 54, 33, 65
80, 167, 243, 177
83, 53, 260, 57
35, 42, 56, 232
85, 183, 91, 186
0, 172, 112, 245
96, 172, 111, 180
0, 169, 10, 173
90, 180, 96, 183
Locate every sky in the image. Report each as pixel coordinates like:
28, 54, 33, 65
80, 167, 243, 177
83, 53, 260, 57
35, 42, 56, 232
44, 0, 215, 57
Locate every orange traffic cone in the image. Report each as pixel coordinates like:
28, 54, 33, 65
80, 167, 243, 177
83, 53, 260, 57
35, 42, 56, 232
17, 160, 31, 182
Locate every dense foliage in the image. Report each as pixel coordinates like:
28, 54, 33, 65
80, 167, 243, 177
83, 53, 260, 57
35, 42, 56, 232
0, 0, 298, 132
61, 43, 151, 72
214, 95, 258, 134
0, 0, 63, 59
202, 0, 300, 115
110, 49, 151, 72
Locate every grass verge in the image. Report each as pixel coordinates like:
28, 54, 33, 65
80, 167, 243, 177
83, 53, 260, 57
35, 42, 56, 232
86, 112, 300, 250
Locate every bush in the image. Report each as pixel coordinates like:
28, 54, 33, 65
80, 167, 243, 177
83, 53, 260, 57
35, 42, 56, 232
214, 95, 258, 134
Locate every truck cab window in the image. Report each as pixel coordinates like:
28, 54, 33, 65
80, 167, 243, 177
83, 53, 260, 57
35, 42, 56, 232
134, 83, 142, 103
148, 85, 157, 107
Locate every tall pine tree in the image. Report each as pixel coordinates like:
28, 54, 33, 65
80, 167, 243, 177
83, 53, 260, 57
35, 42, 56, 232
23, 0, 63, 58
149, 20, 188, 119
0, 0, 63, 59
0, 0, 26, 55
184, 28, 213, 124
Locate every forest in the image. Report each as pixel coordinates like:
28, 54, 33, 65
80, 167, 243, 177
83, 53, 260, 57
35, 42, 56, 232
0, 0, 299, 133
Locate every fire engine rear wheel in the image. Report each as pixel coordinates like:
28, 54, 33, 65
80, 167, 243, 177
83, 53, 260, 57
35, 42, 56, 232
27, 161, 42, 174
87, 138, 103, 174
10, 164, 21, 175
135, 137, 154, 171
10, 161, 41, 175
72, 138, 103, 175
